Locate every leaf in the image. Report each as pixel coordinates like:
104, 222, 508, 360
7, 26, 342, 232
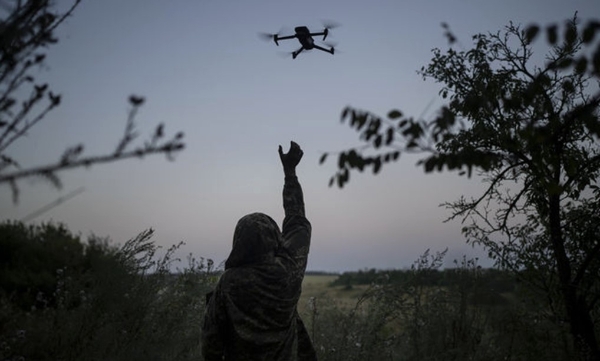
524, 25, 540, 43
128, 95, 145, 106
337, 153, 346, 169
424, 157, 436, 173
388, 109, 402, 119
562, 80, 575, 94
372, 157, 382, 174
565, 23, 577, 45
374, 135, 382, 148
385, 127, 394, 145
319, 153, 328, 164
594, 48, 600, 75
340, 107, 350, 123
337, 174, 344, 188
574, 57, 588, 74
546, 25, 558, 45
582, 21, 600, 44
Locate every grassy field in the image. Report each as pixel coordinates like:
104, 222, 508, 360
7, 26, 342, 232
299, 275, 370, 314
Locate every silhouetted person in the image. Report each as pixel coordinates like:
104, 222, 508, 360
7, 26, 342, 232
202, 141, 317, 361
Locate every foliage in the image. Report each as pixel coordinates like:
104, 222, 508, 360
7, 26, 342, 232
330, 263, 515, 294
0, 221, 84, 310
322, 14, 600, 360
0, 0, 185, 203
0, 220, 216, 361
1, 219, 588, 360
322, 16, 600, 186
307, 251, 574, 361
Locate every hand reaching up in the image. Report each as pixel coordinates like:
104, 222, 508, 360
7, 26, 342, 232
278, 141, 303, 174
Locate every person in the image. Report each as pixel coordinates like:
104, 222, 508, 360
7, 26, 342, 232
201, 141, 317, 361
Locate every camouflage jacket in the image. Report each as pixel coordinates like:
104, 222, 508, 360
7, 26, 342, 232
201, 174, 316, 361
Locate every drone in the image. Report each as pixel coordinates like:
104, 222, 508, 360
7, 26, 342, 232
260, 24, 338, 59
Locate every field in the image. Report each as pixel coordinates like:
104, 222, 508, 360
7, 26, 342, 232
298, 274, 370, 314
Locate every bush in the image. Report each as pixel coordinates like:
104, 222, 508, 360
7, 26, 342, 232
310, 250, 575, 361
0, 221, 216, 361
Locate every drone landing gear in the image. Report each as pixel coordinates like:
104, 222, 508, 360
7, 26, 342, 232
292, 47, 304, 59
314, 44, 335, 56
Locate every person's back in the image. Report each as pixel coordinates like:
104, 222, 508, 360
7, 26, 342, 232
201, 141, 316, 361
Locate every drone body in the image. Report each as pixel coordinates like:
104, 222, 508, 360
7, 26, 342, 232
263, 25, 336, 59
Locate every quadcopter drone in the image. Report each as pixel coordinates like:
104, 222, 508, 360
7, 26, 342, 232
260, 24, 337, 59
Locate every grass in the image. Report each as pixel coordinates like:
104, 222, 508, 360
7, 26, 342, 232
299, 275, 370, 314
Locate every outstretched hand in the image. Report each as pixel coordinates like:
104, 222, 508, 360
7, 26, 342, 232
278, 141, 303, 173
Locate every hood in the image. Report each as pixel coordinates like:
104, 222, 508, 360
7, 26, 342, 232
225, 213, 282, 269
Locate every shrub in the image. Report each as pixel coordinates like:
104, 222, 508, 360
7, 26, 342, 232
0, 222, 216, 361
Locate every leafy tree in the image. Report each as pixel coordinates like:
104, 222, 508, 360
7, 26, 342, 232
322, 15, 600, 360
0, 0, 185, 203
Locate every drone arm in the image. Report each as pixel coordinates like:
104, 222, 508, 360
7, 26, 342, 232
276, 35, 296, 40
309, 29, 328, 40
313, 44, 334, 55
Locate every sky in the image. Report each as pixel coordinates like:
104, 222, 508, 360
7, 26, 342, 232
1, 0, 597, 272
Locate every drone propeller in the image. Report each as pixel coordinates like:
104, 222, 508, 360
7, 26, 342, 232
258, 32, 280, 45
321, 20, 340, 41
322, 19, 341, 30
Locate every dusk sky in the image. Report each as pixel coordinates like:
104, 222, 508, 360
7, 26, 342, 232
1, 0, 597, 272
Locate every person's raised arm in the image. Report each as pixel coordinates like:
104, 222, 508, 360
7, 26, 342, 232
278, 141, 306, 218
278, 141, 311, 259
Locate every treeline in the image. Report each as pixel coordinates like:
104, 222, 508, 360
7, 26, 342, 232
330, 266, 516, 294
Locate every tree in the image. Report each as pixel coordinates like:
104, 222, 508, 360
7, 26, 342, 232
322, 15, 600, 360
0, 0, 185, 203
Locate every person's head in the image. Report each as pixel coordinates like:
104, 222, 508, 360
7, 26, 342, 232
224, 213, 281, 269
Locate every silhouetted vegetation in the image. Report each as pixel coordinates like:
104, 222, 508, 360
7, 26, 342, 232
301, 249, 579, 360
330, 264, 516, 296
1, 221, 585, 360
0, 0, 185, 203
0, 220, 215, 361
322, 14, 600, 360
